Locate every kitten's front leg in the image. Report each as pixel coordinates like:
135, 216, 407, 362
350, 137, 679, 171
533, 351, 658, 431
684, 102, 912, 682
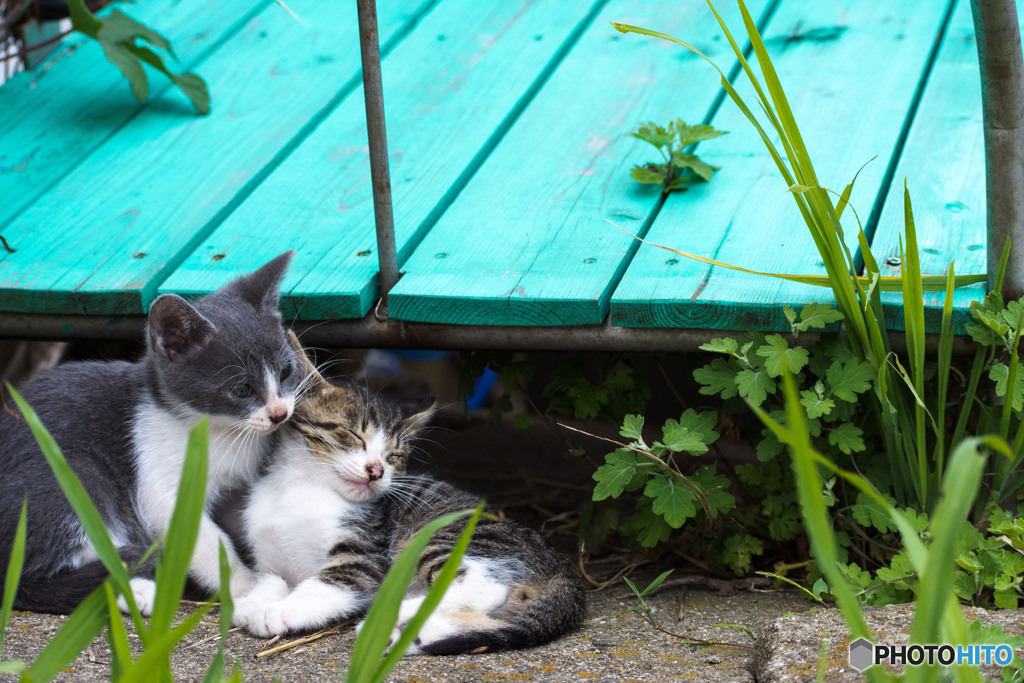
238, 578, 366, 638
190, 513, 256, 597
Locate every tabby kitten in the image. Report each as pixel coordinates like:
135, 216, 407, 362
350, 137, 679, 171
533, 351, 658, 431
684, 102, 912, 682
0, 252, 301, 614
236, 336, 586, 655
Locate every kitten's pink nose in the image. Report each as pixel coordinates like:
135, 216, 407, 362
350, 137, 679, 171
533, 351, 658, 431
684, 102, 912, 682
267, 400, 288, 424
366, 461, 383, 481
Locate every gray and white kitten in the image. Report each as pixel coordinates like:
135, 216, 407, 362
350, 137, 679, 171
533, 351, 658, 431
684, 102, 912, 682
0, 251, 301, 614
236, 338, 586, 654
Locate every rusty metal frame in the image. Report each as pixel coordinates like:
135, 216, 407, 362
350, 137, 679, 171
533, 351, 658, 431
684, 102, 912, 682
356, 0, 400, 310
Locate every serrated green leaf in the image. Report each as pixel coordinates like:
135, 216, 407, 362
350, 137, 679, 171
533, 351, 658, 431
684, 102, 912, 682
620, 414, 645, 444
825, 359, 874, 402
990, 363, 1024, 411
619, 501, 674, 548
673, 121, 727, 146
721, 533, 763, 575
694, 357, 739, 399
691, 466, 735, 518
783, 304, 798, 326
735, 368, 776, 406
644, 476, 697, 527
796, 303, 845, 330
735, 463, 764, 486
699, 337, 738, 354
672, 152, 717, 182
512, 413, 530, 430
828, 423, 865, 455
799, 389, 834, 419
756, 334, 809, 377
567, 379, 609, 419
69, 2, 211, 115
630, 165, 668, 185
1004, 299, 1024, 330
659, 409, 719, 455
592, 450, 638, 500
850, 490, 896, 533
631, 121, 673, 149
756, 429, 784, 462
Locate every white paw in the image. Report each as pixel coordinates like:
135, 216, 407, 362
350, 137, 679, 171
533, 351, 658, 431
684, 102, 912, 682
243, 602, 297, 638
233, 574, 290, 629
118, 577, 157, 616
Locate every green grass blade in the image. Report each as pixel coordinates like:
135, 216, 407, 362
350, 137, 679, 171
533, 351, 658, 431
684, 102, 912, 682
347, 507, 479, 680
373, 503, 486, 680
203, 543, 234, 683
122, 603, 213, 683
151, 418, 209, 636
103, 583, 134, 680
899, 185, 928, 508
905, 438, 989, 683
951, 348, 988, 451
994, 238, 1012, 294
935, 264, 957, 482
24, 584, 108, 681
1, 498, 27, 650
747, 374, 877, 664
6, 386, 136, 612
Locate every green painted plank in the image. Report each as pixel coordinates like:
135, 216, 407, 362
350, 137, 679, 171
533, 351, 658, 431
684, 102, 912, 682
611, 0, 953, 330
871, 0, 999, 332
386, 0, 767, 326
0, 0, 432, 315
0, 0, 267, 230
159, 0, 605, 320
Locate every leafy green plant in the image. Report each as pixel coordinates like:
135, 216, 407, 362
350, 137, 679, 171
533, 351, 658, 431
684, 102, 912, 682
347, 503, 484, 683
1, 385, 234, 682
591, 410, 733, 549
756, 370, 1024, 682
609, 1, 1024, 677
67, 0, 209, 114
629, 120, 727, 192
613, 0, 994, 518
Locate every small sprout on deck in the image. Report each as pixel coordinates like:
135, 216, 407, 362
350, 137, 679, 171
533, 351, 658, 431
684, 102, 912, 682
629, 120, 726, 193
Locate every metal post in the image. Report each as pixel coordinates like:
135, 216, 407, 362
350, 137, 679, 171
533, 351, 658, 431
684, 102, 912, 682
356, 0, 400, 310
971, 0, 1024, 299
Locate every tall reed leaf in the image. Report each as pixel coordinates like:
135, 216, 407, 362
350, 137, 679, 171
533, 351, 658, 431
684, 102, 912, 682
6, 385, 144, 629
347, 504, 484, 683
904, 438, 995, 683
1, 498, 27, 651
747, 373, 886, 683
24, 586, 108, 682
374, 503, 486, 678
150, 418, 209, 636
203, 544, 235, 683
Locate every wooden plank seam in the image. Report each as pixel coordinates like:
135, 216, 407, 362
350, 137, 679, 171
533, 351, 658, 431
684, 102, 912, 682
857, 0, 959, 270
600, 0, 783, 319
0, 0, 273, 234
140, 0, 444, 311
390, 0, 614, 271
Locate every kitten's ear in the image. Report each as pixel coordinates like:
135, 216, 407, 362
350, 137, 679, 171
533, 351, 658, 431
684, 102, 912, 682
148, 294, 217, 362
286, 329, 326, 385
222, 250, 294, 313
400, 395, 436, 431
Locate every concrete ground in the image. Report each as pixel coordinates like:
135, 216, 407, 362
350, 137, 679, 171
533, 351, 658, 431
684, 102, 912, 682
3, 353, 1024, 680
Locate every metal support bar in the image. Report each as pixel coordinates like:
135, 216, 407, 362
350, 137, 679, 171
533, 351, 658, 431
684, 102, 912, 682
0, 312, 979, 355
356, 0, 400, 307
971, 0, 1024, 299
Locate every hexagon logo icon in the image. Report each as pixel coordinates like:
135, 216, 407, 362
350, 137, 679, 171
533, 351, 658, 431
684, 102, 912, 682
849, 637, 874, 672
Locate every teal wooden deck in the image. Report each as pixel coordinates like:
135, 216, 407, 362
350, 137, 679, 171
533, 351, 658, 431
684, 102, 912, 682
0, 0, 1006, 347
